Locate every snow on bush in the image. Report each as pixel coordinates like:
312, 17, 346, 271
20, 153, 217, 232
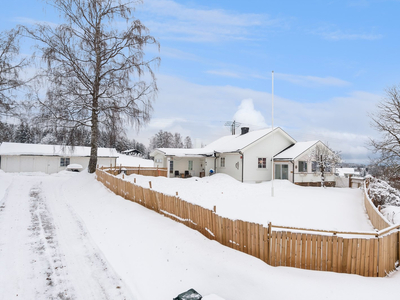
369, 177, 400, 206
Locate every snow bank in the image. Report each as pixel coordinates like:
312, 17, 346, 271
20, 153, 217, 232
117, 173, 373, 232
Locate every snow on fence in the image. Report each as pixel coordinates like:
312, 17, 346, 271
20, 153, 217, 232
100, 165, 168, 177
364, 178, 392, 230
96, 168, 400, 277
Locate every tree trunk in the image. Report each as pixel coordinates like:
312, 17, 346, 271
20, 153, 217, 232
88, 106, 98, 173
88, 21, 101, 174
320, 155, 325, 187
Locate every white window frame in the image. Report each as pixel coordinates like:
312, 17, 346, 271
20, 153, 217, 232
258, 157, 267, 169
298, 161, 308, 172
188, 160, 193, 171
60, 157, 70, 167
311, 161, 319, 173
220, 157, 225, 168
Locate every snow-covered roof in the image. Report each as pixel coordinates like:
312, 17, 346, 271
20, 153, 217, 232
274, 140, 319, 160
336, 168, 360, 177
152, 128, 294, 157
122, 149, 141, 154
0, 142, 119, 158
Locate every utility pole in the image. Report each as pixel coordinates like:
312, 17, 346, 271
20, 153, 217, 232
271, 71, 274, 197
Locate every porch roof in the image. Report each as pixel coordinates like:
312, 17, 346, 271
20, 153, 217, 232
274, 140, 319, 160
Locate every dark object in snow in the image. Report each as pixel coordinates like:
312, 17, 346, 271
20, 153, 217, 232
173, 288, 202, 300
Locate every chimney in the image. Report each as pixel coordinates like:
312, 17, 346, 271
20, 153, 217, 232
241, 127, 249, 135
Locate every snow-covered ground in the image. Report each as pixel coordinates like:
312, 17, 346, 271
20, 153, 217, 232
1, 170, 399, 300
118, 173, 374, 232
116, 154, 153, 167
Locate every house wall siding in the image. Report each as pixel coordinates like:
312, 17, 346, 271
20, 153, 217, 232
0, 155, 116, 174
243, 130, 294, 182
216, 153, 242, 181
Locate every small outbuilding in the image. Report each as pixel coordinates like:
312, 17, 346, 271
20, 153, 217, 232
0, 142, 118, 174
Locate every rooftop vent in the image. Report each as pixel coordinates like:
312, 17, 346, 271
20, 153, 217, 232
241, 127, 249, 135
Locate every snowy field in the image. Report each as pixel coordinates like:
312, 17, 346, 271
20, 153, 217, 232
1, 170, 399, 300
119, 173, 374, 232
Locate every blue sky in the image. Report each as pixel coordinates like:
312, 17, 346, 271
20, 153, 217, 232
2, 0, 400, 163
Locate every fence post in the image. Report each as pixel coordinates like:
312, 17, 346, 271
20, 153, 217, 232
149, 181, 152, 189
268, 222, 272, 265
213, 205, 216, 213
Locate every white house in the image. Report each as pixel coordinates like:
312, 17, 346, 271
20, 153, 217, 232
0, 142, 118, 174
274, 140, 337, 186
151, 127, 296, 182
151, 128, 338, 186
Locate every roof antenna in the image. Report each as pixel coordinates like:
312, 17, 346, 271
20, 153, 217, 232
224, 120, 241, 135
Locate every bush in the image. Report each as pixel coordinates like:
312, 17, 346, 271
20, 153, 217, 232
369, 177, 400, 206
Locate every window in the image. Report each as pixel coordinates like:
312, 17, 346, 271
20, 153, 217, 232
188, 160, 193, 171
258, 157, 266, 169
155, 158, 162, 163
298, 161, 307, 172
169, 160, 174, 173
312, 161, 319, 172
220, 157, 225, 168
60, 157, 70, 167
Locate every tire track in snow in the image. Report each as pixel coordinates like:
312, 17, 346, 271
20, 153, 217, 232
43, 178, 134, 300
28, 183, 76, 300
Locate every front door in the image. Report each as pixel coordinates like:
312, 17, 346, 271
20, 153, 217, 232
282, 164, 289, 180
275, 164, 289, 180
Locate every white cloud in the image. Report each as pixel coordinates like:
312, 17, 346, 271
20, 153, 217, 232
14, 17, 58, 28
312, 27, 382, 41
206, 70, 242, 78
148, 117, 187, 129
276, 73, 351, 87
138, 0, 287, 42
233, 99, 268, 129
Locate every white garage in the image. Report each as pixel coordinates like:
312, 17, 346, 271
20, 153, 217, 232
0, 142, 118, 174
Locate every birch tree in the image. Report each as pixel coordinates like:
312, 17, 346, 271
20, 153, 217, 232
25, 0, 160, 172
0, 28, 29, 115
309, 143, 341, 187
369, 85, 400, 184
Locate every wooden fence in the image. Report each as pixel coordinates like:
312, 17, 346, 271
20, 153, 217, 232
102, 165, 167, 177
96, 168, 400, 277
364, 178, 392, 230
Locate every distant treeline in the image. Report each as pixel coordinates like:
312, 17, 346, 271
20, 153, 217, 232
0, 121, 147, 155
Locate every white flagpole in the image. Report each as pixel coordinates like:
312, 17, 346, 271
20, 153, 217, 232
271, 71, 274, 197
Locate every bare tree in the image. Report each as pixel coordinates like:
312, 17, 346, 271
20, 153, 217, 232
24, 0, 160, 172
309, 143, 341, 187
149, 130, 173, 149
0, 28, 29, 115
369, 85, 400, 185
172, 132, 183, 148
184, 135, 192, 148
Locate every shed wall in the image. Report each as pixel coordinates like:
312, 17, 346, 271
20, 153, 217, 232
0, 155, 116, 174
